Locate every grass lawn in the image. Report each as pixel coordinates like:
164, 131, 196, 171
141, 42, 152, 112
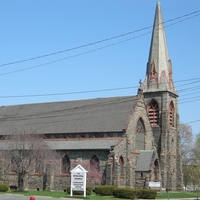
1, 190, 200, 199
2, 190, 122, 199
157, 191, 198, 199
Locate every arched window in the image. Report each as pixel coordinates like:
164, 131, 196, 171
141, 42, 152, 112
169, 101, 174, 127
90, 155, 100, 172
35, 159, 43, 174
61, 155, 70, 174
136, 118, 145, 150
119, 156, 124, 176
148, 99, 159, 126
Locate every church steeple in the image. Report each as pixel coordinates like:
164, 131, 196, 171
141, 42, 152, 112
142, 3, 182, 190
143, 2, 176, 94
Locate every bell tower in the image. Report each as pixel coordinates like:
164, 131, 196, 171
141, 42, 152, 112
142, 2, 182, 190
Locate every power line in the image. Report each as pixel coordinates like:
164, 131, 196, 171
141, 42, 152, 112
179, 98, 200, 104
178, 85, 200, 93
0, 11, 199, 76
185, 120, 200, 125
0, 77, 199, 99
0, 32, 151, 76
180, 91, 200, 97
0, 9, 199, 68
0, 86, 137, 99
176, 80, 200, 88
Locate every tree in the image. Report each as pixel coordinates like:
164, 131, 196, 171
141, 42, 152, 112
184, 133, 200, 190
180, 123, 193, 165
182, 165, 193, 189
0, 131, 56, 192
82, 159, 104, 186
192, 133, 200, 162
179, 123, 194, 189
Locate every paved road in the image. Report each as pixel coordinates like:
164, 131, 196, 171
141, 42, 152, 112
0, 194, 82, 200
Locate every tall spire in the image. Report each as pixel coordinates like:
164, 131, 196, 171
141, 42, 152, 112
143, 2, 176, 94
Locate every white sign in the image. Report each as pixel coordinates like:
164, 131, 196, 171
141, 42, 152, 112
70, 164, 88, 197
72, 172, 84, 191
149, 181, 161, 188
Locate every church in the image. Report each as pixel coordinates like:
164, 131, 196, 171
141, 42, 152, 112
0, 3, 183, 191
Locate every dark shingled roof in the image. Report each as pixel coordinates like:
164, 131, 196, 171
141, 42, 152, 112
135, 150, 154, 172
46, 139, 121, 150
0, 139, 121, 150
0, 96, 137, 135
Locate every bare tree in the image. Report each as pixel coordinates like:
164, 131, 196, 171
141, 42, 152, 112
82, 160, 104, 186
180, 123, 193, 165
0, 131, 56, 192
192, 133, 200, 161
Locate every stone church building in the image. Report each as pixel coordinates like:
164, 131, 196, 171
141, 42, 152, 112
0, 3, 183, 191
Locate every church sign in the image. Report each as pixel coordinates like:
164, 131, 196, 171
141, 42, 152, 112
149, 181, 161, 188
70, 164, 88, 197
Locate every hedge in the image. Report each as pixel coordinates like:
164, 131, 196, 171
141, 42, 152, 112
113, 188, 138, 199
0, 184, 9, 192
94, 185, 117, 196
137, 189, 157, 199
113, 188, 157, 199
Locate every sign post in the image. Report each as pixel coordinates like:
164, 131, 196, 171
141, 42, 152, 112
70, 164, 88, 197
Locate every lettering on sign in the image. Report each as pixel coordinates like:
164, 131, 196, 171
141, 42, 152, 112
72, 172, 84, 191
149, 181, 161, 188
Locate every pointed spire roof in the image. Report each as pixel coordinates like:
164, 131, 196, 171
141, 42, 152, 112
142, 2, 177, 94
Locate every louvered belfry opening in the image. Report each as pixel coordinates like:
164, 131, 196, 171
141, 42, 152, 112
148, 99, 159, 126
169, 101, 174, 127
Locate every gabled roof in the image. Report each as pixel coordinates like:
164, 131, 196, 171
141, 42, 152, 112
135, 150, 154, 172
0, 96, 137, 135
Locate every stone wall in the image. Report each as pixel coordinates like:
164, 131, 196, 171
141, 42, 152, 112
143, 91, 183, 190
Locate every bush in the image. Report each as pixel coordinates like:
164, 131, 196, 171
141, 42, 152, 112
137, 189, 157, 199
94, 185, 117, 196
113, 188, 137, 199
113, 188, 157, 199
0, 184, 9, 192
66, 185, 92, 195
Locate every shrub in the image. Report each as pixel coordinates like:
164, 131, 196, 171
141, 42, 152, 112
66, 185, 92, 195
113, 188, 157, 199
94, 185, 117, 196
113, 188, 137, 199
137, 189, 157, 199
0, 184, 9, 192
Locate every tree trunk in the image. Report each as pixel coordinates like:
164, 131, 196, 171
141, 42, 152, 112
43, 172, 47, 191
18, 173, 25, 191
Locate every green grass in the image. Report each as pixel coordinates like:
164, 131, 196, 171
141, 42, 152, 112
1, 190, 200, 199
157, 191, 198, 199
1, 190, 122, 199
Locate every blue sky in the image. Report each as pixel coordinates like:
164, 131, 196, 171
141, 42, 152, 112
0, 0, 200, 133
